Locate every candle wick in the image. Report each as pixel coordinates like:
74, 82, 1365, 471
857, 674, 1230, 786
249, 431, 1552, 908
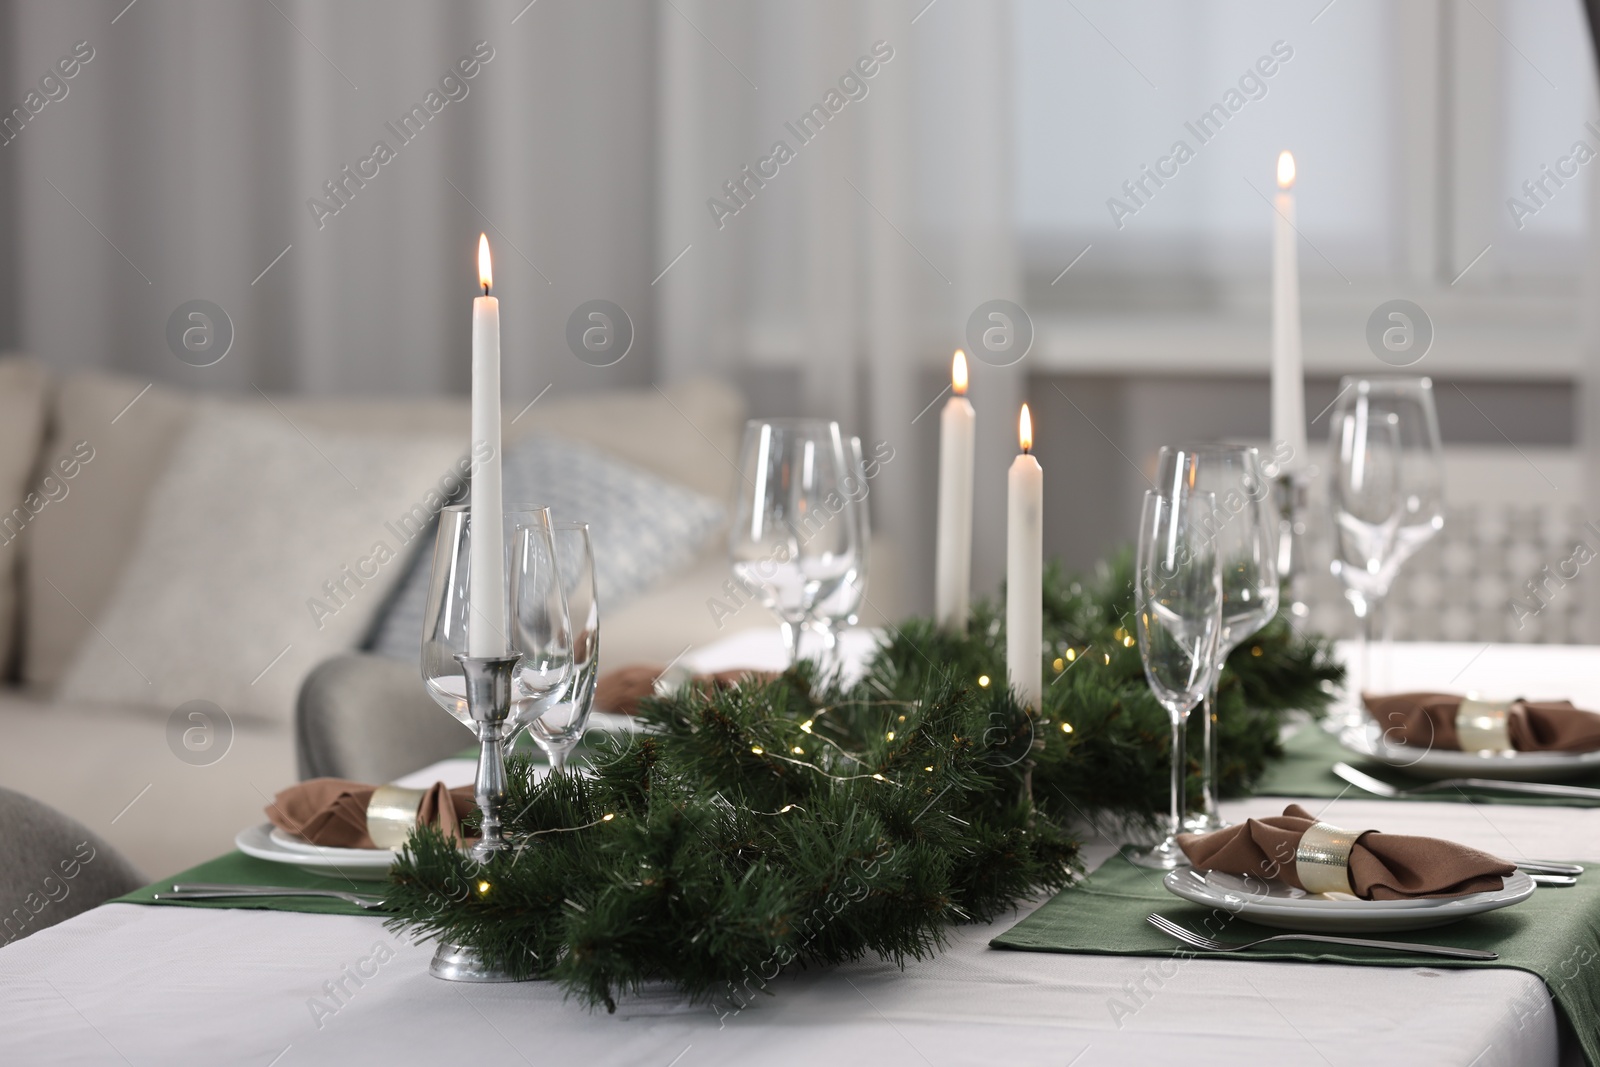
482, 283, 490, 296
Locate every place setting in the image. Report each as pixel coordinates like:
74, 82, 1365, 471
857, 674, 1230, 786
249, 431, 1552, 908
979, 407, 1600, 1064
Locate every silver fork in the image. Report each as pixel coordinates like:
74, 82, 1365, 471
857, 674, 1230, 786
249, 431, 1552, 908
153, 883, 387, 909
1332, 761, 1600, 804
1145, 913, 1498, 960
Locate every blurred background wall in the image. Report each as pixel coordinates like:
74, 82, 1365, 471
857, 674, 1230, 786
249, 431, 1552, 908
0, 0, 1595, 635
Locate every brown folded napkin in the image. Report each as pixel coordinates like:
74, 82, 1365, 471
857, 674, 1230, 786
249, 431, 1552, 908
267, 779, 475, 849
1363, 692, 1600, 753
595, 665, 780, 716
1176, 803, 1515, 900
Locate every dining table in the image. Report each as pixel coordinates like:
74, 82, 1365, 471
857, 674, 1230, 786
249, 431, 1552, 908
3, 635, 1598, 1067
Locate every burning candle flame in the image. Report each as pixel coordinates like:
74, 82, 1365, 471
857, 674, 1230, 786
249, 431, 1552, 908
1019, 403, 1033, 453
1276, 150, 1296, 190
477, 233, 493, 293
952, 350, 969, 395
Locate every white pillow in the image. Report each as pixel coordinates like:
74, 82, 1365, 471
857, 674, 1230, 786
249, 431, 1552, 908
58, 401, 465, 724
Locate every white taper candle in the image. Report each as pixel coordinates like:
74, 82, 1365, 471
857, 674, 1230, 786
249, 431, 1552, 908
1006, 404, 1043, 711
469, 233, 508, 657
1271, 150, 1307, 471
935, 350, 976, 632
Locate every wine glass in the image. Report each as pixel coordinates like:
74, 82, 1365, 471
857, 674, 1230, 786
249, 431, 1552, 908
521, 522, 598, 772
1327, 377, 1444, 712
1129, 489, 1223, 870
421, 504, 573, 731
1157, 445, 1279, 834
730, 419, 861, 666
808, 435, 871, 676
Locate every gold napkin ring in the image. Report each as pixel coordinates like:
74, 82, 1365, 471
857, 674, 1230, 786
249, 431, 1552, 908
365, 785, 428, 849
1295, 821, 1366, 897
1456, 697, 1514, 754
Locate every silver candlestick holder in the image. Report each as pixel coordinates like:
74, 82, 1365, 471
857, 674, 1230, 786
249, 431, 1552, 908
1274, 470, 1313, 621
430, 651, 523, 983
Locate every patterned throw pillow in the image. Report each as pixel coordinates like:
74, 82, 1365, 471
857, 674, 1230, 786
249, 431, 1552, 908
367, 436, 725, 661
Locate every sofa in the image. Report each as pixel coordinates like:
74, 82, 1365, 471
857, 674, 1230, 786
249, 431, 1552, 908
0, 360, 901, 879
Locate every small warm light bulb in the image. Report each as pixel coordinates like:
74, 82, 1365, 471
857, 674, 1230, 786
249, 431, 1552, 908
1103, 653, 1111, 664
886, 731, 896, 741
602, 813, 615, 821
1065, 648, 1076, 662
1061, 722, 1074, 734
800, 720, 814, 734
477, 233, 493, 292
924, 766, 934, 772
952, 350, 969, 395
1019, 404, 1034, 453
476, 880, 491, 895
872, 773, 886, 781
978, 675, 991, 688
792, 745, 805, 755
751, 745, 764, 755
779, 804, 794, 813
1053, 658, 1064, 672
1277, 150, 1296, 190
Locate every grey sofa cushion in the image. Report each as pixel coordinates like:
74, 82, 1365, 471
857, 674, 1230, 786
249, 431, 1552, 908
366, 435, 724, 662
0, 787, 145, 945
296, 653, 472, 783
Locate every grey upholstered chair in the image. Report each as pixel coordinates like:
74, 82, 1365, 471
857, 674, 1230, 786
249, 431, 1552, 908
296, 653, 470, 783
0, 788, 146, 945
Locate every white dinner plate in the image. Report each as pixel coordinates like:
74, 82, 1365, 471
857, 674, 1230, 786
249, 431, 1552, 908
236, 824, 396, 882
1162, 867, 1535, 933
1339, 721, 1600, 782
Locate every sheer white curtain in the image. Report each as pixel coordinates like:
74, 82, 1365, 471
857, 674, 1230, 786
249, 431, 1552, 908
4, 0, 1022, 613
655, 0, 1023, 609
8, 0, 658, 401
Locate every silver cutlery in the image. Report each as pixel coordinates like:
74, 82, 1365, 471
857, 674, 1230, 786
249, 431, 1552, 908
1332, 761, 1600, 803
1145, 913, 1498, 960
1514, 860, 1585, 876
1528, 874, 1577, 888
154, 883, 387, 909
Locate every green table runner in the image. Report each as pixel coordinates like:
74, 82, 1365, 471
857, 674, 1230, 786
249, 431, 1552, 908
1254, 725, 1600, 805
994, 856, 1600, 1065
116, 851, 384, 917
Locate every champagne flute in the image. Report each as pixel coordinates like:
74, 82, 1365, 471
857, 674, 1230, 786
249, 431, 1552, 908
1129, 489, 1223, 870
1328, 377, 1444, 715
1157, 445, 1279, 833
808, 435, 871, 676
730, 419, 861, 666
421, 505, 573, 731
520, 522, 598, 773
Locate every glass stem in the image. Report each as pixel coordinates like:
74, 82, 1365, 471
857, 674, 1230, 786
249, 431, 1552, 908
1374, 592, 1391, 695
1357, 593, 1381, 702
547, 745, 568, 774
1168, 713, 1187, 840
1198, 679, 1219, 825
780, 619, 801, 667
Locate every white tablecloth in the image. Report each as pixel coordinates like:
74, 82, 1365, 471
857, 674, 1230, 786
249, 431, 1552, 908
3, 639, 1598, 1067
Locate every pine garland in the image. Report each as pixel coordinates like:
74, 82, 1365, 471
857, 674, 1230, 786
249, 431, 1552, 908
385, 553, 1342, 1010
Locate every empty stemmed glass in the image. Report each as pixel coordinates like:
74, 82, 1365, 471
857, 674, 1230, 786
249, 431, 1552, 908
807, 435, 871, 676
730, 419, 862, 666
520, 522, 599, 773
1129, 489, 1223, 870
1327, 378, 1444, 717
1158, 445, 1280, 833
421, 504, 573, 732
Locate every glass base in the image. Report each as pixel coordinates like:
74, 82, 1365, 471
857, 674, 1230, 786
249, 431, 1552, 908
1181, 811, 1231, 834
429, 940, 524, 982
1125, 836, 1192, 870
